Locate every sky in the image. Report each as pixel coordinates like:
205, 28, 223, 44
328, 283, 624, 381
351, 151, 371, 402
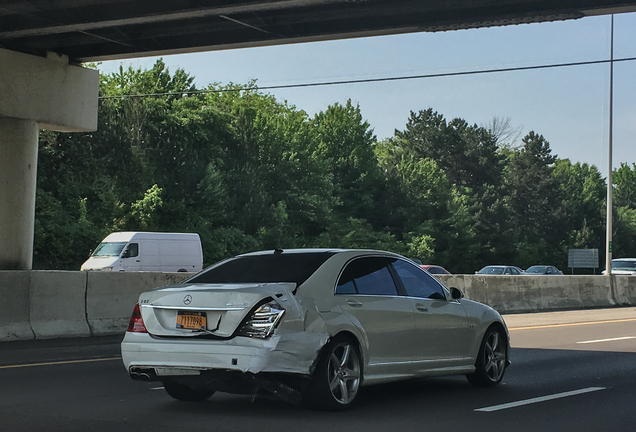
98, 12, 636, 177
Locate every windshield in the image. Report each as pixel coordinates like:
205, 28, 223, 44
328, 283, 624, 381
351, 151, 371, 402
525, 266, 547, 274
92, 242, 127, 257
187, 252, 337, 286
478, 267, 504, 275
612, 260, 636, 271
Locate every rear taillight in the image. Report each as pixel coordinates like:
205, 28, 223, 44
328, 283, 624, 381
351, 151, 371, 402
127, 304, 148, 333
237, 301, 285, 339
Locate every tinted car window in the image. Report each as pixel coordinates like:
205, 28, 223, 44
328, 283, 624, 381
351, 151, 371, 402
392, 259, 446, 300
188, 252, 336, 286
478, 267, 504, 275
510, 267, 520, 275
336, 257, 398, 296
125, 243, 139, 258
427, 267, 445, 275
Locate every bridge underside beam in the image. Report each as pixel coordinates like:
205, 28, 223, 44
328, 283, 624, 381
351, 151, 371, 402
2, 1, 636, 63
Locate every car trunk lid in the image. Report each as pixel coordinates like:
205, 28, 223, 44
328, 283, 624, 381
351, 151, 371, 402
138, 282, 298, 337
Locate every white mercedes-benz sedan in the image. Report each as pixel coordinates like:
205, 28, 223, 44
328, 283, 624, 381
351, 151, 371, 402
121, 249, 510, 410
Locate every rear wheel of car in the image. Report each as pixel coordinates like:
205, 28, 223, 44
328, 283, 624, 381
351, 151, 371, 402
467, 326, 507, 386
163, 381, 215, 401
303, 335, 362, 411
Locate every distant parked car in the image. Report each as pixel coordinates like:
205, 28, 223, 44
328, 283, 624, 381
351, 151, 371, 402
476, 265, 524, 275
524, 265, 563, 275
421, 265, 451, 275
603, 258, 636, 275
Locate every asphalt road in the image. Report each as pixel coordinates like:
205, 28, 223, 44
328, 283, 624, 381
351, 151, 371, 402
1, 307, 635, 432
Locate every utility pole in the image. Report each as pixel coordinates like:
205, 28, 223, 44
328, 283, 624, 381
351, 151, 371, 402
606, 14, 614, 275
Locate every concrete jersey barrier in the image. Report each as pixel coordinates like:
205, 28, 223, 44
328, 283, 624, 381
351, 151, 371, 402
0, 271, 34, 341
0, 271, 635, 341
435, 275, 616, 313
29, 271, 91, 339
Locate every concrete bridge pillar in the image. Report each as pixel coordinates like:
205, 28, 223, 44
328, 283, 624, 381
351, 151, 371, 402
0, 119, 39, 269
0, 48, 99, 269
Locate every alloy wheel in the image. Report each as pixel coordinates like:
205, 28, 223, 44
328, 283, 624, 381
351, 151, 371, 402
483, 331, 507, 382
327, 342, 361, 405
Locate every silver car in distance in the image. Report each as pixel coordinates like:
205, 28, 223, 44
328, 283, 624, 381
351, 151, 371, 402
121, 249, 510, 410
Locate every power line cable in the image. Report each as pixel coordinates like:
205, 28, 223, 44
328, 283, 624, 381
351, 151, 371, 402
98, 56, 636, 100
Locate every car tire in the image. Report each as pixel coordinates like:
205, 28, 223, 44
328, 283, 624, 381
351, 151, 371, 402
466, 326, 507, 387
163, 380, 215, 401
303, 335, 363, 411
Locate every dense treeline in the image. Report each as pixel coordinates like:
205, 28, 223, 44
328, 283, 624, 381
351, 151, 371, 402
34, 60, 636, 272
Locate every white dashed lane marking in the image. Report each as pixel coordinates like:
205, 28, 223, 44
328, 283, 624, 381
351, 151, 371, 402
576, 336, 636, 344
475, 387, 606, 412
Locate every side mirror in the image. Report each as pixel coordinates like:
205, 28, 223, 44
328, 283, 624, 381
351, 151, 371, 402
450, 287, 464, 300
121, 249, 130, 258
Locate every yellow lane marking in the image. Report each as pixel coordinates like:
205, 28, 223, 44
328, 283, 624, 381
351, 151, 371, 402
509, 317, 636, 331
0, 356, 122, 369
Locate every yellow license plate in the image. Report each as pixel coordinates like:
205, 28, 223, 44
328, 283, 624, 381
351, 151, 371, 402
176, 311, 207, 330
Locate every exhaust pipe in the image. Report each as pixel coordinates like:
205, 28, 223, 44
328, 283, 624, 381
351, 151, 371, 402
130, 367, 158, 381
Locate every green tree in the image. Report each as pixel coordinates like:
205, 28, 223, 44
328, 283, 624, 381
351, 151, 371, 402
202, 83, 335, 252
506, 132, 563, 267
611, 163, 636, 257
35, 60, 206, 268
392, 109, 512, 271
310, 100, 382, 223
375, 137, 474, 271
553, 159, 605, 253
613, 207, 636, 257
613, 163, 636, 209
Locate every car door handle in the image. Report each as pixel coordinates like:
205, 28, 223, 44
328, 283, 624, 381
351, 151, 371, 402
346, 300, 363, 307
415, 303, 428, 312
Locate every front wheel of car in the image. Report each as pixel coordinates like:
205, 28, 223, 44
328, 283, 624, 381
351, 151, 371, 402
163, 380, 215, 401
466, 326, 507, 387
303, 335, 362, 411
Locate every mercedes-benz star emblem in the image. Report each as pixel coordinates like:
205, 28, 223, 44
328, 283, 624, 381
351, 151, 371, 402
183, 295, 192, 305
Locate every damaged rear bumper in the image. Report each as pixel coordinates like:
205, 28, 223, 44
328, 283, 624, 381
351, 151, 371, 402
121, 330, 329, 377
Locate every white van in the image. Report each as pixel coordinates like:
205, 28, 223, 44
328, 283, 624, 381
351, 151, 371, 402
80, 232, 203, 272
602, 258, 636, 275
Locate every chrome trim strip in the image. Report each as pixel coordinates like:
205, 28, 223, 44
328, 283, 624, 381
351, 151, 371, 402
141, 305, 246, 311
370, 357, 470, 366
411, 357, 471, 364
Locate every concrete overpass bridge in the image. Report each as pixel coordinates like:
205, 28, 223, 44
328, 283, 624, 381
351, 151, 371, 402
1, 0, 636, 270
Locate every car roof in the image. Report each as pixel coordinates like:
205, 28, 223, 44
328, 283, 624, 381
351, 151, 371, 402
236, 248, 408, 259
238, 248, 346, 256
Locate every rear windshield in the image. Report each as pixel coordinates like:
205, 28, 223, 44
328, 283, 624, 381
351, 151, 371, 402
525, 266, 546, 273
186, 252, 337, 286
478, 267, 504, 275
